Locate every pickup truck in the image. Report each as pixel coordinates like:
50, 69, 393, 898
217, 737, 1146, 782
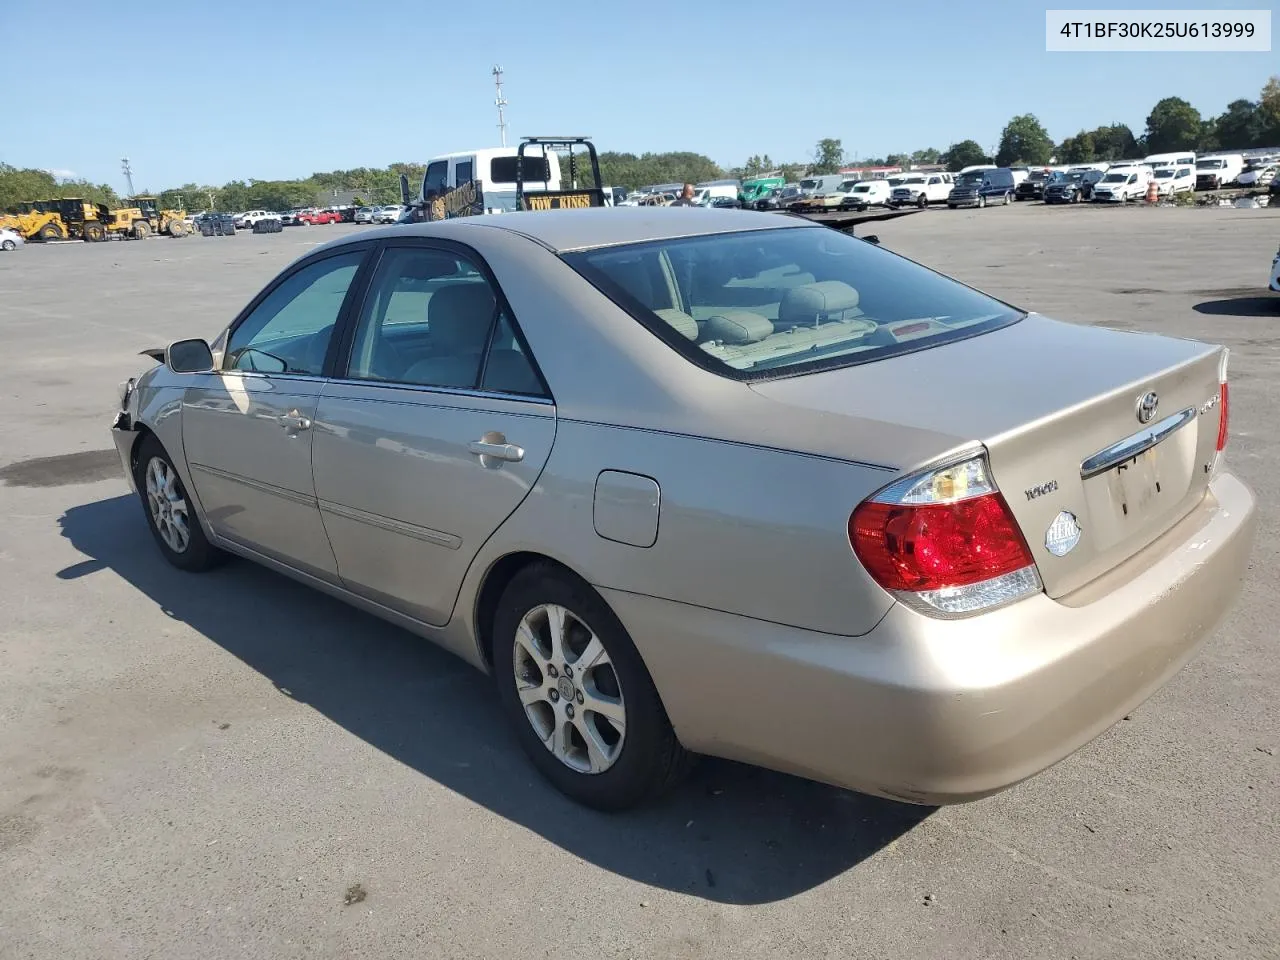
298, 208, 342, 225
888, 173, 954, 208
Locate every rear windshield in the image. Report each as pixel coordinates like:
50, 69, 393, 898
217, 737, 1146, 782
562, 226, 1021, 380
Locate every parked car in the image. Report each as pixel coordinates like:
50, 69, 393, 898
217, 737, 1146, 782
838, 179, 892, 210
1092, 166, 1154, 203
0, 227, 25, 250
1043, 170, 1103, 204
1195, 155, 1245, 191
298, 208, 341, 225
234, 209, 271, 229
707, 196, 741, 209
1270, 242, 1280, 294
376, 204, 406, 223
110, 207, 1254, 811
1015, 170, 1054, 201
1238, 163, 1277, 188
1152, 165, 1196, 196
947, 168, 1016, 208
889, 173, 954, 209
354, 207, 377, 224
756, 184, 803, 211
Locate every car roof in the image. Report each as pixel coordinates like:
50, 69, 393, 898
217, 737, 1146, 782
325, 207, 819, 254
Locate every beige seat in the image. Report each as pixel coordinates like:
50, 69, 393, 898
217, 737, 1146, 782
777, 280, 861, 327
401, 283, 497, 388
654, 308, 700, 341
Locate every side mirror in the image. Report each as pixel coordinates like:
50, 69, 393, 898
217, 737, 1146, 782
862, 234, 880, 245
399, 174, 411, 205
166, 338, 214, 373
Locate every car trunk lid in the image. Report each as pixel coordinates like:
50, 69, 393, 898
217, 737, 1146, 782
748, 314, 1225, 598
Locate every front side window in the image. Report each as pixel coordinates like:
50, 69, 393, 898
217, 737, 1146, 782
424, 161, 447, 197
345, 246, 542, 395
224, 251, 363, 375
564, 226, 1021, 380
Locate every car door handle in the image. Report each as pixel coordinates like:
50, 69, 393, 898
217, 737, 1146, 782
279, 412, 312, 431
468, 439, 524, 463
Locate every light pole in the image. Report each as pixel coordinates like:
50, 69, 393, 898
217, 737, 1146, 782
121, 157, 136, 198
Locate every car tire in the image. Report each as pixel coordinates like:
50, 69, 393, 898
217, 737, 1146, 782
492, 562, 693, 811
977, 195, 987, 208
916, 194, 928, 209
947, 203, 956, 209
2, 238, 17, 251
132, 434, 224, 573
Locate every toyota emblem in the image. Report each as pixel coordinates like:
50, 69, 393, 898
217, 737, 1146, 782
1136, 391, 1158, 424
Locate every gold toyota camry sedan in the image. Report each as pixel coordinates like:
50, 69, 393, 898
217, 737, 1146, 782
110, 208, 1256, 810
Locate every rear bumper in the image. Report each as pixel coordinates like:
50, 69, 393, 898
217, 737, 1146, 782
607, 472, 1255, 804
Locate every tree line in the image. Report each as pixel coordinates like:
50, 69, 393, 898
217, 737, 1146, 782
5, 75, 1276, 214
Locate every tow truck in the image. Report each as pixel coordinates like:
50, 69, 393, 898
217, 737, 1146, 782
398, 135, 606, 221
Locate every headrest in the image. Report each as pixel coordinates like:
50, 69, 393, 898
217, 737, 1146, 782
778, 281, 860, 325
654, 308, 699, 341
427, 284, 496, 351
703, 311, 774, 345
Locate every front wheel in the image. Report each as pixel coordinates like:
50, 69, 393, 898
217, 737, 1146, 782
1, 239, 16, 251
132, 434, 224, 572
493, 563, 692, 811
977, 195, 987, 208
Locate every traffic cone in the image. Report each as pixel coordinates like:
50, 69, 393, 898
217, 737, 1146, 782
1145, 180, 1159, 203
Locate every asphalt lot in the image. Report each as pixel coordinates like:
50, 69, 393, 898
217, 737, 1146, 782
1, 206, 1277, 960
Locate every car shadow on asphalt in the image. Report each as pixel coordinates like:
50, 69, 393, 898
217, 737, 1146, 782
1192, 296, 1280, 317
57, 494, 934, 905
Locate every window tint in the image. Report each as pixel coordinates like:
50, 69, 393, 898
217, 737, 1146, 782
424, 161, 447, 196
490, 155, 550, 184
564, 226, 1020, 380
454, 160, 473, 184
346, 246, 541, 396
224, 252, 362, 375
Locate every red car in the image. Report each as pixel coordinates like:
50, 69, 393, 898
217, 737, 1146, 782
297, 208, 341, 225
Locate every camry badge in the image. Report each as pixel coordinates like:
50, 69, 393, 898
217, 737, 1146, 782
1136, 391, 1159, 424
1045, 511, 1082, 557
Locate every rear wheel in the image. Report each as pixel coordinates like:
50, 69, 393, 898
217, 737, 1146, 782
168, 220, 188, 237
132, 434, 224, 572
132, 221, 152, 240
82, 221, 106, 242
916, 193, 928, 209
1, 239, 15, 251
38, 222, 63, 241
977, 194, 987, 208
493, 563, 692, 811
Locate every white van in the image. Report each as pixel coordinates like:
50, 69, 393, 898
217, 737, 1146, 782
420, 146, 563, 213
1151, 165, 1195, 195
797, 174, 847, 197
695, 182, 740, 202
1195, 154, 1245, 190
1145, 151, 1196, 169
1092, 165, 1154, 202
838, 179, 891, 209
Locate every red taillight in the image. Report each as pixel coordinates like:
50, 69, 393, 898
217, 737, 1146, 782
849, 454, 1042, 616
1216, 380, 1229, 452
850, 492, 1035, 592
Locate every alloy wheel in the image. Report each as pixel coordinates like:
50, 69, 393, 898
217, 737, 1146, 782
145, 456, 191, 554
512, 603, 626, 774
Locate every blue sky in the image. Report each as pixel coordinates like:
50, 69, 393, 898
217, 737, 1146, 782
1, 0, 1273, 189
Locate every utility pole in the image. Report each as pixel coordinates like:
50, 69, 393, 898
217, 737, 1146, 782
492, 65, 508, 147
121, 157, 135, 198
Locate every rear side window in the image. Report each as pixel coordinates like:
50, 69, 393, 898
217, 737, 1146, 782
563, 226, 1021, 380
490, 155, 551, 184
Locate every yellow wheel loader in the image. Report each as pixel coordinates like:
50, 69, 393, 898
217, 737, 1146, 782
127, 196, 189, 237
